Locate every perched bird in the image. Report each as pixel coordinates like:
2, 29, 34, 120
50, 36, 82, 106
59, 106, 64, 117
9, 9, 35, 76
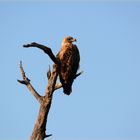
56, 36, 80, 95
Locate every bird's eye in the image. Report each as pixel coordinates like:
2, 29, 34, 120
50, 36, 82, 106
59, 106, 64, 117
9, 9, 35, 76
68, 38, 73, 40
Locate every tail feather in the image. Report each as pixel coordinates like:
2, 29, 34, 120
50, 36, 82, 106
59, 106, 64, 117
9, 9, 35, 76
63, 84, 72, 95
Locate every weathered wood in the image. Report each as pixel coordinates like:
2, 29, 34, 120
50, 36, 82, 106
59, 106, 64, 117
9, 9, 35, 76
17, 61, 42, 103
18, 62, 58, 140
23, 42, 58, 64
30, 66, 58, 140
18, 42, 82, 140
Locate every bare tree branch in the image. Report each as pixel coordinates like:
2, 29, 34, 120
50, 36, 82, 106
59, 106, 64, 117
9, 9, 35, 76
30, 65, 58, 140
54, 83, 62, 91
47, 65, 51, 80
18, 42, 83, 140
23, 42, 58, 64
75, 70, 84, 79
17, 61, 42, 103
45, 134, 52, 138
18, 61, 59, 139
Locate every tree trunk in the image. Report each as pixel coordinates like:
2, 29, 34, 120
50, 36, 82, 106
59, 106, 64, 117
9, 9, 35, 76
30, 95, 52, 140
30, 66, 57, 140
18, 42, 82, 140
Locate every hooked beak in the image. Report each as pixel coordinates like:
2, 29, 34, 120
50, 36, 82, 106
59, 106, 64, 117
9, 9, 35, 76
72, 38, 77, 42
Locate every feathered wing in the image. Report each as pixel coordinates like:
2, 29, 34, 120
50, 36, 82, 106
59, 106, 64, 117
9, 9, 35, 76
57, 44, 80, 95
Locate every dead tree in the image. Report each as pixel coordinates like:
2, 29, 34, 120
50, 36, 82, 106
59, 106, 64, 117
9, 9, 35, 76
18, 42, 82, 140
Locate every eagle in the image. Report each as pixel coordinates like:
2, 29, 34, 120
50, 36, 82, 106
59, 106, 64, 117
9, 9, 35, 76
56, 36, 80, 95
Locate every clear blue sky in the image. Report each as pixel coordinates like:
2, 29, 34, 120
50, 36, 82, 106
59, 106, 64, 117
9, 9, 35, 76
0, 1, 140, 140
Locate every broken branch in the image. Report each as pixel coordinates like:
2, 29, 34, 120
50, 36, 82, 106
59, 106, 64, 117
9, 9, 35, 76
75, 70, 84, 79
17, 61, 42, 103
54, 83, 62, 91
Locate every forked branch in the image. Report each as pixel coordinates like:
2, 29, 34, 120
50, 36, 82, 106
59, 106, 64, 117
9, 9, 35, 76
17, 61, 42, 103
18, 42, 83, 140
18, 61, 59, 140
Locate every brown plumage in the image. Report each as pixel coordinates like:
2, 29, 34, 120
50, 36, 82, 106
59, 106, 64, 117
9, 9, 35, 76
56, 36, 80, 95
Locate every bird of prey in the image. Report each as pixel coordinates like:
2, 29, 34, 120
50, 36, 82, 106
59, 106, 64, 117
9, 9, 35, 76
56, 36, 80, 95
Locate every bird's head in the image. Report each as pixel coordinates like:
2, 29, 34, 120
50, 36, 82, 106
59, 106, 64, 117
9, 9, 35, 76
62, 36, 77, 44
